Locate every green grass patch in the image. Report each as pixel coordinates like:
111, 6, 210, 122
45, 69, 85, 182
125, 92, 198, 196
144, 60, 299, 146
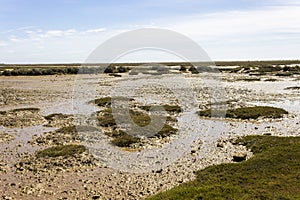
198, 106, 288, 119
147, 136, 300, 200
97, 109, 152, 127
44, 113, 70, 120
36, 144, 86, 158
97, 108, 117, 127
236, 78, 261, 82
0, 111, 7, 115
130, 111, 151, 127
92, 97, 134, 107
93, 97, 112, 107
111, 133, 140, 147
12, 107, 40, 112
284, 86, 300, 90
275, 72, 293, 76
156, 124, 178, 138
140, 104, 182, 113
264, 78, 278, 82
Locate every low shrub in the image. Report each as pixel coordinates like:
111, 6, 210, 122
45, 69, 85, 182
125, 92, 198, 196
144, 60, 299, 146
189, 66, 199, 74
179, 65, 187, 72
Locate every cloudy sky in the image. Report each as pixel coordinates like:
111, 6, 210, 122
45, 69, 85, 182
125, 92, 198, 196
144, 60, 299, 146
0, 0, 299, 63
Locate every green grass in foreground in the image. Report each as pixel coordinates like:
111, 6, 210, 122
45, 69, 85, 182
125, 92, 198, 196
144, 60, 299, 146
36, 144, 86, 158
147, 136, 300, 200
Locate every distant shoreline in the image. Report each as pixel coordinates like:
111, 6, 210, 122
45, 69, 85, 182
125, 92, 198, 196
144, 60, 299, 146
1, 60, 300, 67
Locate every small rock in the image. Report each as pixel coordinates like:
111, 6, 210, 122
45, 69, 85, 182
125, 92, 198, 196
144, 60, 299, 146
232, 153, 247, 162
216, 142, 224, 148
263, 132, 272, 136
92, 195, 101, 199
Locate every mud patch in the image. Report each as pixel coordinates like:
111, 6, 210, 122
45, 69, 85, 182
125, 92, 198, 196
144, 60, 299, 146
31, 126, 80, 145
0, 108, 46, 127
15, 145, 96, 173
0, 131, 15, 143
44, 113, 74, 127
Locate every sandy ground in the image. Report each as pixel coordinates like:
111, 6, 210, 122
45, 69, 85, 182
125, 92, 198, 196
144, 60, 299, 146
0, 71, 299, 199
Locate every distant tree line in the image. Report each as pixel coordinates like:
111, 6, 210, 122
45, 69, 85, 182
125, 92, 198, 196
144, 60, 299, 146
0, 66, 131, 76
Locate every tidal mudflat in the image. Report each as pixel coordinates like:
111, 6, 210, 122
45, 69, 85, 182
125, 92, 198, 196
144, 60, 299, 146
0, 64, 299, 199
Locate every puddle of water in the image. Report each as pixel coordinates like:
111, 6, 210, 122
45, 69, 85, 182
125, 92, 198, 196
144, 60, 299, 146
0, 125, 57, 159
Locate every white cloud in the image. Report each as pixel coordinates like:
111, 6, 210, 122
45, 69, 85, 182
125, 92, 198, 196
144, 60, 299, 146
9, 35, 22, 42
85, 28, 106, 33
0, 27, 120, 63
0, 26, 36, 34
29, 29, 77, 39
0, 41, 7, 47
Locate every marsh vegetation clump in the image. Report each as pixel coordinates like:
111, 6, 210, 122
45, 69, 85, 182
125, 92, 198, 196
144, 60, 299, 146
111, 133, 140, 148
284, 86, 300, 90
139, 104, 182, 113
188, 66, 199, 74
36, 144, 86, 158
214, 64, 300, 76
44, 113, 71, 121
92, 97, 181, 148
11, 107, 40, 112
93, 97, 112, 107
155, 124, 178, 138
198, 106, 288, 119
275, 72, 293, 76
264, 78, 278, 82
179, 65, 187, 72
236, 77, 261, 82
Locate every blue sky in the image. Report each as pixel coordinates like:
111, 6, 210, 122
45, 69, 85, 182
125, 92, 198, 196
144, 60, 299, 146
0, 0, 299, 63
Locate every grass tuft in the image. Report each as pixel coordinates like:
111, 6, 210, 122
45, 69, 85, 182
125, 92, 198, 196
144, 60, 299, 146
44, 113, 70, 120
36, 144, 86, 158
111, 134, 140, 147
93, 97, 112, 107
12, 107, 40, 112
264, 78, 278, 82
236, 78, 261, 82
